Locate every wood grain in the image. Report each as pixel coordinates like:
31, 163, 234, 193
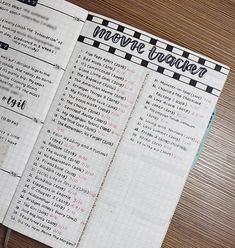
1, 0, 234, 247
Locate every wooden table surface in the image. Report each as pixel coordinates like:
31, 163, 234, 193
1, 0, 235, 247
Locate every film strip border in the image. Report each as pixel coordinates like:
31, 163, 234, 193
78, 35, 221, 97
86, 14, 229, 76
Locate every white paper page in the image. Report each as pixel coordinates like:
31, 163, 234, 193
4, 11, 229, 248
0, 0, 87, 222
74, 14, 229, 248
3, 14, 148, 248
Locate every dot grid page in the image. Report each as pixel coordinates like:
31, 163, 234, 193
0, 0, 87, 222
76, 13, 229, 248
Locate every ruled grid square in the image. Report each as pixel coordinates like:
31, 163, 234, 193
78, 151, 186, 248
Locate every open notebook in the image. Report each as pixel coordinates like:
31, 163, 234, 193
0, 1, 229, 247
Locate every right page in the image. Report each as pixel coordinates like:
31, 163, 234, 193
77, 13, 229, 248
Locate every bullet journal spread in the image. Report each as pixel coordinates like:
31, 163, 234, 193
0, 1, 229, 248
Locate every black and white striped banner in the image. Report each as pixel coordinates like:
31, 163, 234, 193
78, 35, 220, 97
77, 14, 229, 96
86, 14, 228, 75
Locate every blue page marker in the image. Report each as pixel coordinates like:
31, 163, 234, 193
192, 109, 216, 168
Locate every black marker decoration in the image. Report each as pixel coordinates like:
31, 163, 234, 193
215, 64, 222, 72
78, 35, 85, 42
108, 47, 116, 54
198, 58, 206, 65
150, 38, 157, 45
17, 0, 38, 7
189, 79, 197, 87
0, 41, 9, 50
206, 86, 213, 93
141, 59, 148, 67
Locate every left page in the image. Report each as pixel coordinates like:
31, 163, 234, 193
3, 9, 149, 248
0, 0, 88, 222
